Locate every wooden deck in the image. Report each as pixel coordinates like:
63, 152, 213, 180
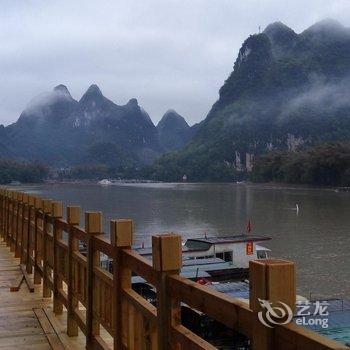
0, 240, 85, 349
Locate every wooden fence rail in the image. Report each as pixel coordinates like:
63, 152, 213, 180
0, 188, 347, 350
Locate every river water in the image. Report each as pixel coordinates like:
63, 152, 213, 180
15, 182, 350, 298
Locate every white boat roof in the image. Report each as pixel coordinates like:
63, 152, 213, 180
255, 244, 271, 251
136, 234, 271, 256
186, 234, 271, 245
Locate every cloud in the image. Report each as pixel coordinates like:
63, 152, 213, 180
23, 88, 71, 117
0, 0, 350, 126
286, 75, 350, 113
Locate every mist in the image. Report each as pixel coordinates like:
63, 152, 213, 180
1, 1, 350, 126
286, 76, 350, 115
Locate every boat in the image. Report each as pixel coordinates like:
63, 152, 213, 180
97, 179, 112, 185
132, 234, 271, 282
137, 234, 270, 266
99, 233, 271, 284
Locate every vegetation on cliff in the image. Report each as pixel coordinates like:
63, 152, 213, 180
251, 143, 350, 186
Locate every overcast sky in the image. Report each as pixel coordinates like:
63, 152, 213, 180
1, 0, 350, 126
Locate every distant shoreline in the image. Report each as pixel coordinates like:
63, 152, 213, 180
6, 179, 347, 193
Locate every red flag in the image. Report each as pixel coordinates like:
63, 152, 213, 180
246, 220, 252, 233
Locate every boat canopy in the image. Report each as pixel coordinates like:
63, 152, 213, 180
255, 244, 271, 252
185, 235, 271, 249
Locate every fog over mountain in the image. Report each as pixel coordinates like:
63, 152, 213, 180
1, 1, 350, 126
148, 19, 350, 181
2, 85, 191, 168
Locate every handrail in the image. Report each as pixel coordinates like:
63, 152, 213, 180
0, 187, 347, 350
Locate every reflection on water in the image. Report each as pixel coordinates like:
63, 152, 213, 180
16, 182, 350, 298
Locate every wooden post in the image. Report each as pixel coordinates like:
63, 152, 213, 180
2, 189, 6, 240
26, 195, 36, 274
7, 190, 13, 248
5, 190, 10, 246
67, 206, 80, 337
0, 189, 4, 240
52, 201, 63, 314
0, 189, 2, 238
33, 197, 42, 282
14, 192, 20, 253
111, 219, 133, 349
10, 191, 17, 252
85, 211, 102, 348
42, 199, 52, 298
152, 233, 182, 350
14, 192, 19, 257
14, 192, 23, 258
1, 189, 5, 240
6, 190, 10, 248
0, 189, 2, 239
0, 189, 4, 241
4, 190, 7, 244
249, 259, 296, 350
20, 194, 28, 261
0, 189, 3, 239
20, 195, 28, 266
12, 191, 17, 250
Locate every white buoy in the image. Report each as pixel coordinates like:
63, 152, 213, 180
296, 204, 299, 214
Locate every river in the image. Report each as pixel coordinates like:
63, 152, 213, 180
14, 182, 350, 299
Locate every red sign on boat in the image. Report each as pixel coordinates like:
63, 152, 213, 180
246, 241, 253, 255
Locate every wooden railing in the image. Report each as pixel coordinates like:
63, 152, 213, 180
0, 188, 347, 350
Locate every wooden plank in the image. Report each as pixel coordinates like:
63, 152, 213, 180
93, 236, 115, 258
33, 308, 65, 350
171, 325, 216, 350
0, 334, 49, 349
93, 266, 113, 286
122, 288, 157, 321
10, 274, 24, 292
168, 274, 253, 337
71, 226, 88, 242
275, 322, 349, 350
20, 264, 34, 292
57, 288, 68, 307
43, 308, 87, 350
121, 249, 158, 286
73, 308, 88, 335
93, 335, 111, 350
55, 218, 69, 232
